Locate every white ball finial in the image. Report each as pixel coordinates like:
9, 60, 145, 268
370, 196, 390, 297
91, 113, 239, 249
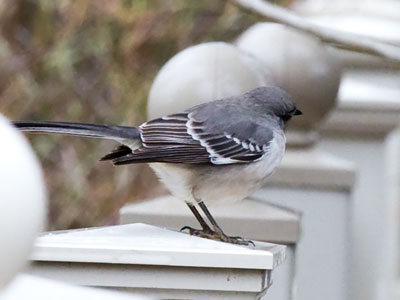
237, 23, 342, 147
147, 42, 274, 120
0, 115, 47, 290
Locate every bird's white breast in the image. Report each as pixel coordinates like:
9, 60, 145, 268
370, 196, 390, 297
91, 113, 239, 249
150, 129, 286, 206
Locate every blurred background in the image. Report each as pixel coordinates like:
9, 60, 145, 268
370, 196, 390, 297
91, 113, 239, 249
0, 0, 272, 230
0, 0, 399, 231
1, 1, 400, 300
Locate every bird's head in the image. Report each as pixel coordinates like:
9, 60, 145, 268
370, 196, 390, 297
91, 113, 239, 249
246, 86, 302, 125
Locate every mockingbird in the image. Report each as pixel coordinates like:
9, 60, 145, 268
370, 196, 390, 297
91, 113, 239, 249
14, 86, 301, 245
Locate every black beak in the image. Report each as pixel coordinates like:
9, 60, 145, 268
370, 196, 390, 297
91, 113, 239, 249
294, 109, 302, 116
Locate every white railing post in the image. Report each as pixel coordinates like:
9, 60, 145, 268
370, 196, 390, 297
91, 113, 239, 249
29, 223, 286, 300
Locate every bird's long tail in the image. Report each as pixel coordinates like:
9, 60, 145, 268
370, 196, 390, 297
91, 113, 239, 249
13, 121, 140, 141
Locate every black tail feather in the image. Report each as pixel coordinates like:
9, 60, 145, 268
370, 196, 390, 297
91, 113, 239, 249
100, 145, 132, 161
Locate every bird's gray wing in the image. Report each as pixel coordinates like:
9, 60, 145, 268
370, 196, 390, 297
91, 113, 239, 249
112, 109, 275, 165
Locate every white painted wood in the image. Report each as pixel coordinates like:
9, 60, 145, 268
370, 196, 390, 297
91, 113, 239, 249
294, 0, 400, 21
236, 23, 341, 148
29, 223, 286, 300
30, 262, 266, 292
310, 13, 400, 43
0, 115, 47, 291
119, 197, 298, 300
266, 148, 355, 189
255, 187, 350, 300
147, 42, 272, 120
318, 70, 400, 300
384, 128, 400, 300
308, 12, 400, 68
263, 245, 296, 300
120, 197, 300, 243
31, 223, 284, 270
120, 288, 259, 300
258, 148, 354, 300
322, 71, 400, 135
0, 274, 150, 300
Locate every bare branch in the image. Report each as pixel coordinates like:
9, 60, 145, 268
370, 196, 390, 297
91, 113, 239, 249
232, 0, 400, 64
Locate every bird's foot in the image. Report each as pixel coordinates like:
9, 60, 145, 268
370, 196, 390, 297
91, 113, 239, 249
180, 226, 214, 238
181, 226, 254, 246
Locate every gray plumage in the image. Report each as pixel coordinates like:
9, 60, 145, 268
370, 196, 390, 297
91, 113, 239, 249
114, 86, 298, 165
14, 86, 299, 167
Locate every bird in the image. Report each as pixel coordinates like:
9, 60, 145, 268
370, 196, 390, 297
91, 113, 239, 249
14, 86, 302, 245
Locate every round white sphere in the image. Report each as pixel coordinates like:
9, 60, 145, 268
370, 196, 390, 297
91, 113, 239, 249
236, 23, 342, 146
0, 115, 47, 291
147, 42, 274, 119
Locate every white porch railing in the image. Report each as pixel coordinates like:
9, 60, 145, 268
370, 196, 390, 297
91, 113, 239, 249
29, 223, 286, 300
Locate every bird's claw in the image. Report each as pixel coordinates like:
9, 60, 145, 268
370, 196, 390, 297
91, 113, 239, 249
180, 226, 214, 237
226, 236, 255, 246
181, 226, 254, 246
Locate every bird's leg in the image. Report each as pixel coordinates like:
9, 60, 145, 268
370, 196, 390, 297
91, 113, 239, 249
197, 201, 225, 234
180, 202, 213, 236
198, 201, 254, 246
